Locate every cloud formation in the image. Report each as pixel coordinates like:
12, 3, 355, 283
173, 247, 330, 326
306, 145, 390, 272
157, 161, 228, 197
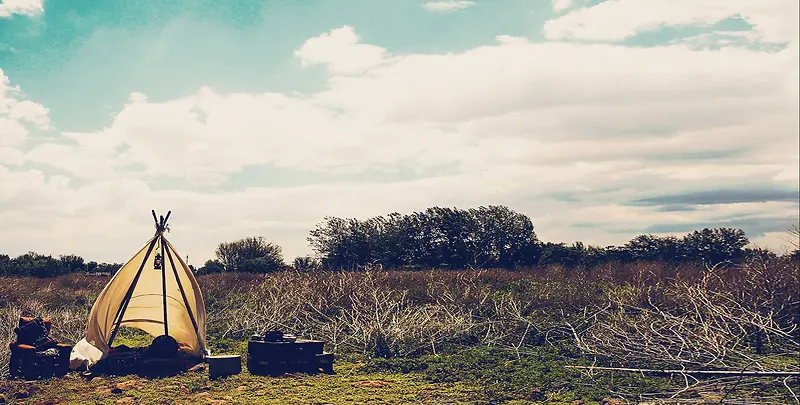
0, 0, 43, 18
422, 1, 476, 13
0, 69, 50, 147
1, 1, 798, 263
543, 0, 799, 44
631, 188, 800, 206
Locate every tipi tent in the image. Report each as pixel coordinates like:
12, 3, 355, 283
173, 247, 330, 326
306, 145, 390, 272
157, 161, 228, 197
70, 211, 209, 370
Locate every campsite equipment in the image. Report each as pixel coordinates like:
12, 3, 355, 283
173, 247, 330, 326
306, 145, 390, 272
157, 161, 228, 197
247, 330, 334, 375
69, 211, 209, 372
8, 317, 73, 380
207, 354, 243, 380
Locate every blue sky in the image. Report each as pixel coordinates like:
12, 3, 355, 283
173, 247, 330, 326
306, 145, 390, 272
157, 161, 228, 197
1, 0, 798, 263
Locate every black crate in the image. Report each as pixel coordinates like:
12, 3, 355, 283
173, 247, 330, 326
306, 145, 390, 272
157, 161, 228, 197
246, 337, 332, 375
247, 339, 325, 361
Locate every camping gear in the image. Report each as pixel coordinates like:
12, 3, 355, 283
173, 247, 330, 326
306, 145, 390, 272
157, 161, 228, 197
149, 335, 180, 358
247, 330, 334, 375
69, 211, 209, 371
207, 355, 242, 380
8, 317, 73, 379
101, 346, 141, 376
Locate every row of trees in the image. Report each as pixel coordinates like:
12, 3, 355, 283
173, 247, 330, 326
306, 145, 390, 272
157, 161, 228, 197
0, 252, 122, 278
199, 206, 797, 274
2, 205, 797, 277
299, 206, 793, 270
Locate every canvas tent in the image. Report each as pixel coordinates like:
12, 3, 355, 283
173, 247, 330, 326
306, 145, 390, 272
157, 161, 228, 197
70, 211, 209, 370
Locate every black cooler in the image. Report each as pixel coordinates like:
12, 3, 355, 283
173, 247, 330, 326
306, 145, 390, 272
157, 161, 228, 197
246, 331, 334, 375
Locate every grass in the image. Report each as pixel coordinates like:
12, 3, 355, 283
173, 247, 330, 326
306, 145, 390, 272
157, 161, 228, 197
1, 346, 792, 404
1, 360, 481, 405
1, 259, 798, 404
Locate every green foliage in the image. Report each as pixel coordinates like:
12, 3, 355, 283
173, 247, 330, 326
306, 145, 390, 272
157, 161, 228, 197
624, 234, 682, 263
197, 259, 225, 274
214, 236, 286, 273
681, 227, 749, 265
59, 254, 86, 273
306, 205, 769, 271
292, 256, 322, 272
362, 345, 678, 403
308, 205, 540, 270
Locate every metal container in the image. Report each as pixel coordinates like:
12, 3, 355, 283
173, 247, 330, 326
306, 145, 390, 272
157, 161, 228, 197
206, 354, 242, 380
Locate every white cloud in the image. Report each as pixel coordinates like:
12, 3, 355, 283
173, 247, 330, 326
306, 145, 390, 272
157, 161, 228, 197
0, 146, 23, 165
295, 26, 388, 75
495, 35, 529, 45
0, 117, 27, 145
552, 0, 572, 13
9, 100, 50, 129
0, 0, 43, 18
3, 2, 799, 262
0, 69, 51, 146
422, 1, 476, 13
0, 68, 19, 113
543, 0, 799, 44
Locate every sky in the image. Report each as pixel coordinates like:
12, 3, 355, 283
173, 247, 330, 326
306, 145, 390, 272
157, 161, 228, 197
1, 0, 798, 265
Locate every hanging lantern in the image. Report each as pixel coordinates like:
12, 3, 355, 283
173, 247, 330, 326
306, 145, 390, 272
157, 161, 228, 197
154, 253, 163, 270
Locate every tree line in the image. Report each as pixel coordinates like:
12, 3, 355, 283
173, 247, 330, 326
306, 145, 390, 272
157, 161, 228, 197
1, 205, 798, 277
201, 205, 798, 273
0, 252, 123, 278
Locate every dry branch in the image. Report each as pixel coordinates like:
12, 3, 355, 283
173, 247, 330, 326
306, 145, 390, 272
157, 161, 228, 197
565, 365, 800, 377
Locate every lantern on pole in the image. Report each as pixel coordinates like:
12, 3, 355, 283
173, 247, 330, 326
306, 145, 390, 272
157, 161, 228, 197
154, 253, 163, 270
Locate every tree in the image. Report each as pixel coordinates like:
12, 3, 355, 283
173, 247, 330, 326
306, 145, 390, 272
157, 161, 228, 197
787, 220, 800, 258
95, 263, 123, 274
59, 254, 86, 273
469, 206, 539, 269
308, 217, 374, 270
12, 252, 67, 278
292, 256, 322, 272
307, 205, 540, 270
197, 259, 225, 275
537, 242, 582, 267
623, 234, 681, 263
681, 227, 749, 265
0, 254, 13, 276
215, 236, 285, 273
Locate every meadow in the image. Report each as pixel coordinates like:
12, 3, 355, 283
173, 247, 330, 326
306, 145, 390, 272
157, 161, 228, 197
1, 256, 798, 404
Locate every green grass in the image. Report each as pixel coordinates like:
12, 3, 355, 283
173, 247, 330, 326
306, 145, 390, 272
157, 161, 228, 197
3, 348, 792, 405
1, 360, 482, 405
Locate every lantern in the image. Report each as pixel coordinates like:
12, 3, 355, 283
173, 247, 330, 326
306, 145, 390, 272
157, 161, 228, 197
154, 253, 163, 270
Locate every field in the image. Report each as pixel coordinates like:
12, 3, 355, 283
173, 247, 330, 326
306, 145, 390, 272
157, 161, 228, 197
1, 259, 798, 404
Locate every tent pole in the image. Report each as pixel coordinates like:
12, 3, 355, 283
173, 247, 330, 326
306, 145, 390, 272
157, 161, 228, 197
163, 240, 201, 344
160, 234, 169, 336
107, 234, 159, 348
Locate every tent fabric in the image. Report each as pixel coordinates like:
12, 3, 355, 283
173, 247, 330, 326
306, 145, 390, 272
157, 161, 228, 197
69, 235, 209, 370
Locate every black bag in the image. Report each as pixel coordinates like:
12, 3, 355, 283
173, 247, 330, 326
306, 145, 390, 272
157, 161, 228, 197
15, 317, 57, 350
149, 335, 179, 358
